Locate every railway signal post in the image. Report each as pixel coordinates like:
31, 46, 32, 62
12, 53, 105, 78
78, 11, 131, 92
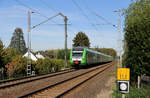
117, 68, 130, 98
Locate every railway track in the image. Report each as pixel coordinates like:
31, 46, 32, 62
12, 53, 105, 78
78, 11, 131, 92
18, 62, 114, 98
0, 68, 75, 89
0, 68, 72, 85
0, 62, 114, 98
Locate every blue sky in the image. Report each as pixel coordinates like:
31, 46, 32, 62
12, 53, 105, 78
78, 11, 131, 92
0, 0, 132, 52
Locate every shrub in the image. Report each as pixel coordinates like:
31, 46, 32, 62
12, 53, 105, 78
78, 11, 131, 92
35, 57, 65, 74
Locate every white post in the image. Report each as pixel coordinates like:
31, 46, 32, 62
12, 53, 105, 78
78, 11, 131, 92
138, 75, 141, 88
122, 94, 125, 98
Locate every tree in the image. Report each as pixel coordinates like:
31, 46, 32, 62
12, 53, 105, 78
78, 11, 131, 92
3, 48, 21, 66
123, 0, 150, 86
0, 40, 22, 78
93, 47, 117, 60
9, 28, 27, 54
73, 32, 90, 48
0, 40, 6, 79
0, 40, 5, 68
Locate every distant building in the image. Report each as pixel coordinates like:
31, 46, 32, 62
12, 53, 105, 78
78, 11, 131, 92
23, 52, 37, 61
36, 52, 45, 59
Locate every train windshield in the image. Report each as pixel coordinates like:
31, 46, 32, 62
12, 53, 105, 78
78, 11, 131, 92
72, 53, 82, 57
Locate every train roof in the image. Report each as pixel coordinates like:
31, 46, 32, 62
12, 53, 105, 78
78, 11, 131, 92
72, 47, 112, 57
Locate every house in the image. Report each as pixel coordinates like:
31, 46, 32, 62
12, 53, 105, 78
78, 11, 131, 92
23, 52, 37, 61
35, 52, 45, 59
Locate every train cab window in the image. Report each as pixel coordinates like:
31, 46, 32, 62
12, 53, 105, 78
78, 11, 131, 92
72, 53, 83, 57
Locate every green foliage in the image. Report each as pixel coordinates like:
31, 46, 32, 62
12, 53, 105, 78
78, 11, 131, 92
51, 59, 64, 72
0, 40, 21, 78
93, 47, 117, 60
73, 32, 90, 48
0, 40, 5, 68
35, 57, 52, 74
123, 0, 150, 82
112, 86, 150, 98
6, 55, 27, 77
57, 49, 70, 60
9, 27, 27, 54
35, 57, 64, 74
3, 48, 21, 66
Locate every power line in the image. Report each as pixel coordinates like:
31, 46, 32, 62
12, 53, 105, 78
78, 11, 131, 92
15, 0, 61, 24
82, 0, 116, 28
38, 0, 80, 35
39, 0, 58, 13
71, 0, 98, 32
15, 0, 49, 19
92, 11, 116, 28
81, 0, 100, 26
38, 0, 63, 24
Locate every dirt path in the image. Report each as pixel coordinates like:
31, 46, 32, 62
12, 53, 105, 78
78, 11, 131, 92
96, 74, 116, 98
64, 62, 116, 98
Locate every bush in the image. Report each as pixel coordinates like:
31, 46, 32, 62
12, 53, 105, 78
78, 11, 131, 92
6, 55, 27, 77
57, 49, 70, 60
51, 59, 64, 72
35, 57, 65, 74
35, 57, 52, 74
6, 55, 36, 77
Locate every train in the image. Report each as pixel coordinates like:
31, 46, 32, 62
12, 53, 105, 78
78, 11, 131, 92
70, 47, 113, 68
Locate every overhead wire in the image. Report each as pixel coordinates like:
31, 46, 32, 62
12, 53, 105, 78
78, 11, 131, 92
82, 0, 116, 28
71, 0, 99, 32
39, 0, 59, 14
37, 0, 86, 36
14, 0, 58, 24
81, 0, 100, 27
38, 0, 77, 36
92, 11, 116, 28
14, 0, 80, 36
15, 0, 49, 18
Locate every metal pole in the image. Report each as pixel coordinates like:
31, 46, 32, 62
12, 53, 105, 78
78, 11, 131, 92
118, 9, 122, 67
27, 10, 31, 76
116, 9, 122, 67
64, 16, 68, 69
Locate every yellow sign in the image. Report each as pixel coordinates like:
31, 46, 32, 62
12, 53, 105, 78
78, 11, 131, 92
117, 68, 130, 81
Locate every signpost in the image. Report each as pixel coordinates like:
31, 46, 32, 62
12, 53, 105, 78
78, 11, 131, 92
117, 68, 130, 98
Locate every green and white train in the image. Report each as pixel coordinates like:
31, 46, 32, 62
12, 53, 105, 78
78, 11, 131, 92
70, 47, 113, 68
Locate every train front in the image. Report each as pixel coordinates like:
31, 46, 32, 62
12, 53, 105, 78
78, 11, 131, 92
70, 47, 86, 68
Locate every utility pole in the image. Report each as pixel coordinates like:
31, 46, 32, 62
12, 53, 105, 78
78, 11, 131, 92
59, 13, 68, 69
114, 9, 122, 67
114, 9, 124, 98
64, 16, 68, 69
117, 9, 125, 98
27, 10, 31, 76
29, 12, 68, 69
118, 9, 122, 67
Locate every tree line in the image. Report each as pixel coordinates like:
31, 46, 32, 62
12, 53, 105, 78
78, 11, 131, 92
123, 0, 150, 87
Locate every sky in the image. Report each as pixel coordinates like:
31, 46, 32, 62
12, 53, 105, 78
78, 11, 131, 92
0, 0, 132, 52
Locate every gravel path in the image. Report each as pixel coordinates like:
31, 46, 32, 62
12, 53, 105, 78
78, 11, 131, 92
63, 62, 116, 98
30, 63, 110, 98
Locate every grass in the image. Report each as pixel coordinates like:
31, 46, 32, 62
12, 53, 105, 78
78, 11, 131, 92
112, 84, 150, 98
